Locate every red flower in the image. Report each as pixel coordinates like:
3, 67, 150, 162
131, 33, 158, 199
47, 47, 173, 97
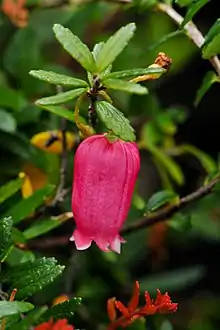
71, 134, 140, 253
107, 281, 178, 329
34, 319, 74, 330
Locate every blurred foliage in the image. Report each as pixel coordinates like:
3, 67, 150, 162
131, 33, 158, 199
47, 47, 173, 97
0, 0, 220, 329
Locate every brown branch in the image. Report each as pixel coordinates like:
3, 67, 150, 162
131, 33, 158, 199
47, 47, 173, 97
157, 2, 220, 77
50, 86, 68, 206
121, 177, 220, 234
29, 177, 220, 248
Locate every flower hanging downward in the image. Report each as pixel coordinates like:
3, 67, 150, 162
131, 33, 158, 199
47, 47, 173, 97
107, 281, 178, 329
71, 134, 140, 253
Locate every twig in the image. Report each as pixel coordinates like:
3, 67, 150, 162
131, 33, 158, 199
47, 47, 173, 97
121, 176, 220, 234
51, 85, 68, 206
29, 177, 220, 248
157, 2, 220, 77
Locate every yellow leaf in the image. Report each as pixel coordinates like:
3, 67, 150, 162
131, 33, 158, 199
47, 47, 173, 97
31, 130, 75, 154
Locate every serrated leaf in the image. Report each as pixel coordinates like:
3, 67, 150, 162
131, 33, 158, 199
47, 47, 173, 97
202, 18, 220, 58
24, 218, 62, 240
0, 177, 24, 204
103, 79, 148, 95
2, 184, 55, 224
39, 297, 82, 323
149, 145, 184, 185
96, 101, 135, 142
36, 88, 86, 106
0, 217, 13, 262
29, 70, 88, 87
10, 307, 47, 330
194, 71, 218, 106
147, 190, 178, 212
181, 0, 209, 27
96, 23, 136, 72
181, 144, 217, 173
0, 301, 34, 319
103, 67, 165, 80
0, 257, 65, 299
53, 24, 96, 72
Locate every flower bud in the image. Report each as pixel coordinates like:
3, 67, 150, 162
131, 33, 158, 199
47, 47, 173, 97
71, 134, 140, 253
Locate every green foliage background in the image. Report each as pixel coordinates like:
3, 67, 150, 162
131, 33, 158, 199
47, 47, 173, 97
0, 0, 220, 329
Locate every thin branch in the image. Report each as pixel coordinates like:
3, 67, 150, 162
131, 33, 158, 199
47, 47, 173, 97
157, 2, 220, 77
51, 85, 68, 206
121, 176, 220, 234
29, 177, 220, 248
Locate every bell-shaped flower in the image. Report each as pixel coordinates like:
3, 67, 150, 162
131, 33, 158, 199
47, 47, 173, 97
71, 134, 140, 253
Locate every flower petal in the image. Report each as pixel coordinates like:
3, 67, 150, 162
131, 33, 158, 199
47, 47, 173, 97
70, 229, 92, 250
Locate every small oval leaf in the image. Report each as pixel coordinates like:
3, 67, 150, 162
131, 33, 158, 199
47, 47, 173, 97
104, 78, 148, 95
29, 70, 88, 87
53, 24, 96, 72
96, 23, 136, 72
35, 88, 86, 106
103, 67, 165, 80
147, 190, 179, 212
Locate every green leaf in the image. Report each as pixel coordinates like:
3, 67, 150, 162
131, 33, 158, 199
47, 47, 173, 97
103, 67, 165, 80
0, 177, 24, 204
0, 109, 16, 133
149, 145, 184, 185
202, 18, 220, 58
39, 297, 82, 323
24, 218, 62, 240
194, 71, 218, 106
0, 217, 13, 262
53, 24, 96, 72
181, 144, 217, 173
35, 88, 86, 106
0, 85, 27, 111
147, 190, 179, 212
10, 307, 47, 330
2, 184, 55, 224
96, 23, 136, 72
155, 113, 177, 135
175, 0, 194, 6
0, 257, 65, 299
96, 101, 135, 142
6, 247, 35, 266
145, 30, 183, 52
181, 0, 209, 27
0, 301, 34, 319
168, 212, 192, 232
37, 104, 75, 122
92, 42, 112, 78
140, 265, 205, 294
29, 70, 88, 87
103, 79, 148, 95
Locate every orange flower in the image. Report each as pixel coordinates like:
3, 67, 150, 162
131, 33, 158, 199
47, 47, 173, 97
34, 319, 74, 330
107, 281, 178, 329
1, 0, 28, 27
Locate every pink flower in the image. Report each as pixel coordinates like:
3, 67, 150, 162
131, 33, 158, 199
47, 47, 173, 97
70, 134, 140, 253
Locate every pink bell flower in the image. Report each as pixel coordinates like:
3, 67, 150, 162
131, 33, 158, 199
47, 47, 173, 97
70, 134, 140, 253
